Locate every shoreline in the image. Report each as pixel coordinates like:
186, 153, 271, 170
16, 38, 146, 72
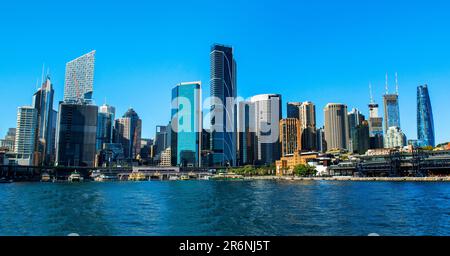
244, 176, 450, 182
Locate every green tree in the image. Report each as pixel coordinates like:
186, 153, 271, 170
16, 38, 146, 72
293, 164, 317, 177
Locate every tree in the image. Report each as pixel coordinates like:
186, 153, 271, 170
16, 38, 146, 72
293, 164, 317, 177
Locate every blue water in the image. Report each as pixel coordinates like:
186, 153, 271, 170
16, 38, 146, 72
0, 180, 449, 236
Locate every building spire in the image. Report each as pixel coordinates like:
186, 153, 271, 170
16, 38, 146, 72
385, 72, 389, 94
395, 72, 399, 95
41, 63, 45, 86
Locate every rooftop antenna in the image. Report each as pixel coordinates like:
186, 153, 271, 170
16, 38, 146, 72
41, 63, 45, 86
395, 72, 399, 95
385, 72, 389, 94
369, 82, 374, 104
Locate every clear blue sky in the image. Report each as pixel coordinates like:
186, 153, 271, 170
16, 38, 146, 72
0, 0, 449, 144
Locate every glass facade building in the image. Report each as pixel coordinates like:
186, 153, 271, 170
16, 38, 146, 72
56, 103, 98, 167
417, 84, 435, 147
96, 104, 116, 151
171, 81, 202, 167
210, 44, 237, 167
115, 108, 142, 160
63, 51, 96, 103
383, 94, 401, 131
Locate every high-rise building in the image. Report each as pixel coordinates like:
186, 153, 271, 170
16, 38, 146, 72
299, 101, 317, 151
347, 108, 365, 153
368, 83, 384, 149
171, 81, 202, 167
353, 120, 370, 155
383, 73, 401, 132
97, 104, 116, 151
417, 84, 435, 147
287, 102, 302, 119
0, 128, 16, 151
32, 76, 56, 165
210, 44, 237, 167
63, 51, 96, 103
56, 103, 98, 167
250, 94, 282, 165
280, 118, 301, 157
324, 103, 350, 151
154, 125, 170, 160
385, 126, 406, 148
316, 127, 327, 153
237, 101, 256, 166
14, 107, 38, 166
115, 108, 142, 160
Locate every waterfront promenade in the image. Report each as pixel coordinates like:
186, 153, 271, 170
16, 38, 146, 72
248, 176, 450, 182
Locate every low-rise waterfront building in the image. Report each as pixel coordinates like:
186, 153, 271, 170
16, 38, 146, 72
275, 152, 319, 176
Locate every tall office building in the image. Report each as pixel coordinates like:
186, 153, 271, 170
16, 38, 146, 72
210, 44, 237, 167
280, 118, 301, 156
347, 108, 365, 153
324, 103, 350, 151
417, 84, 435, 147
96, 104, 116, 151
353, 120, 370, 155
154, 125, 170, 159
171, 81, 202, 167
32, 75, 56, 165
383, 73, 401, 132
115, 108, 142, 160
299, 101, 317, 151
63, 51, 96, 103
56, 103, 98, 167
368, 83, 384, 149
0, 128, 16, 151
250, 94, 282, 165
14, 107, 38, 166
237, 101, 256, 166
287, 102, 302, 119
316, 127, 326, 153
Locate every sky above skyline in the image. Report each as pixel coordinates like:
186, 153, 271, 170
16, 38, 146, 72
0, 0, 449, 143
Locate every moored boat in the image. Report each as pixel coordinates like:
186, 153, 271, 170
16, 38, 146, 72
68, 171, 84, 182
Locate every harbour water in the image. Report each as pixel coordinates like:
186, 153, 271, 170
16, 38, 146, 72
0, 180, 449, 236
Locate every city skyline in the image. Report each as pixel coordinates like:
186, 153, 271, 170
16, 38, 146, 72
1, 1, 450, 144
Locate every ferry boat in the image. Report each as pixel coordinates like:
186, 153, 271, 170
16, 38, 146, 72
0, 177, 13, 184
94, 174, 118, 182
210, 173, 244, 181
68, 171, 84, 182
169, 175, 180, 181
41, 173, 52, 182
180, 175, 190, 180
128, 172, 147, 181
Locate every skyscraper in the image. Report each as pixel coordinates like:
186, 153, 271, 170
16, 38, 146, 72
56, 103, 98, 167
280, 118, 301, 156
171, 81, 202, 167
368, 83, 384, 149
96, 104, 116, 151
383, 73, 401, 132
0, 128, 16, 152
353, 120, 370, 155
237, 101, 256, 166
287, 102, 302, 119
115, 108, 142, 160
324, 103, 350, 151
154, 125, 170, 159
250, 94, 282, 165
210, 44, 237, 167
417, 84, 435, 147
347, 108, 365, 153
63, 50, 96, 103
14, 107, 38, 166
32, 75, 56, 165
299, 101, 317, 151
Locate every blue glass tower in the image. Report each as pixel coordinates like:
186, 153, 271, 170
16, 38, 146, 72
172, 82, 202, 167
210, 44, 237, 167
417, 85, 435, 147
